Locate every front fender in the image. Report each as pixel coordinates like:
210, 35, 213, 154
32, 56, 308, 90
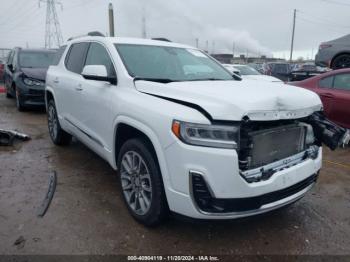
112, 115, 172, 186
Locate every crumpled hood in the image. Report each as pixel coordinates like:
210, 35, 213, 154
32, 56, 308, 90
135, 80, 323, 121
21, 68, 47, 81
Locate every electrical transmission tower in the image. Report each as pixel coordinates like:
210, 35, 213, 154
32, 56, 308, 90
39, 0, 63, 48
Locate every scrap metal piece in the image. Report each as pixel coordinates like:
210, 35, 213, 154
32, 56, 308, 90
341, 130, 350, 148
0, 131, 15, 146
0, 129, 31, 146
308, 112, 349, 150
37, 171, 57, 217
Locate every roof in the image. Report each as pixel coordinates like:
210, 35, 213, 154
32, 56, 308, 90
67, 36, 195, 49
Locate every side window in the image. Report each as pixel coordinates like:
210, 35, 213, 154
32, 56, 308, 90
65, 42, 89, 74
333, 74, 350, 91
319, 76, 334, 89
85, 43, 116, 77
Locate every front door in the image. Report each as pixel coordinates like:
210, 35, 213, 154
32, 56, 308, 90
76, 42, 117, 152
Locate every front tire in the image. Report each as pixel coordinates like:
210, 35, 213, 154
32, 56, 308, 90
15, 91, 25, 111
117, 138, 168, 226
47, 99, 72, 145
6, 88, 12, 98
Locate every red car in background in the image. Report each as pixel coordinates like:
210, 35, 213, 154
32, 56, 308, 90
289, 68, 350, 129
0, 59, 4, 82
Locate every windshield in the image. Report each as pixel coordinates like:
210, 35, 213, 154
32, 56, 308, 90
115, 44, 234, 82
19, 51, 56, 68
235, 65, 261, 75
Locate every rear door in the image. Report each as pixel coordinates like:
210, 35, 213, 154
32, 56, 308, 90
328, 73, 350, 128
57, 42, 90, 129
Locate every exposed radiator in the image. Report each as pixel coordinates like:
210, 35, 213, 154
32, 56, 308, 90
243, 124, 306, 170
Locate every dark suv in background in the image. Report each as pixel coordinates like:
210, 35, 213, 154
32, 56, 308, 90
315, 34, 350, 69
4, 47, 57, 111
266, 62, 292, 81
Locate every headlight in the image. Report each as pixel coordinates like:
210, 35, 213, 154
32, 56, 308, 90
23, 77, 44, 86
172, 120, 239, 149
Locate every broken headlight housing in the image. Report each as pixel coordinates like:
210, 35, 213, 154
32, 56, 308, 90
172, 120, 239, 149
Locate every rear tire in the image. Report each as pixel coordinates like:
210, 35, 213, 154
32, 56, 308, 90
117, 138, 168, 227
47, 99, 72, 145
331, 54, 350, 70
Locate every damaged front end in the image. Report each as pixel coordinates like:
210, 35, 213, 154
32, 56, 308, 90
239, 112, 349, 183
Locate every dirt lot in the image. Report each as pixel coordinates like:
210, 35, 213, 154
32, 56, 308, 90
0, 93, 350, 256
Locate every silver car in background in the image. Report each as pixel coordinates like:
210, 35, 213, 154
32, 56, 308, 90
315, 34, 350, 69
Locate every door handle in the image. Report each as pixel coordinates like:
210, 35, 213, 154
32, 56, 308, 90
53, 78, 59, 84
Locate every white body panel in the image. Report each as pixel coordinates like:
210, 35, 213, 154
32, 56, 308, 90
46, 36, 323, 219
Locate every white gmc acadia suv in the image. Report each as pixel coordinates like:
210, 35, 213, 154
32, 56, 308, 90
45, 33, 347, 226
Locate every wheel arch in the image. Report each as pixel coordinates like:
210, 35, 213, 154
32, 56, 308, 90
45, 88, 56, 110
112, 116, 171, 188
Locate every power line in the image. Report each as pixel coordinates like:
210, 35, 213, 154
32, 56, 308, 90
298, 10, 350, 29
0, 5, 41, 32
320, 0, 350, 7
0, 2, 38, 26
298, 16, 348, 34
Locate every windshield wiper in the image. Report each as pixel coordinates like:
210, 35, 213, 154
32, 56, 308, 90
133, 77, 178, 83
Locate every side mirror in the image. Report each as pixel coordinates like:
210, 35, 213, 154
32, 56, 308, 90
232, 72, 242, 81
82, 65, 117, 85
8, 64, 13, 71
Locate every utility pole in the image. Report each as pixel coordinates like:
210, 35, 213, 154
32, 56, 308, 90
205, 40, 209, 53
108, 3, 115, 37
39, 0, 63, 48
142, 7, 147, 38
212, 41, 215, 54
289, 9, 296, 62
195, 38, 199, 48
232, 42, 235, 58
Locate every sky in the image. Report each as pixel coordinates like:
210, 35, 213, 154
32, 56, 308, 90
0, 0, 349, 59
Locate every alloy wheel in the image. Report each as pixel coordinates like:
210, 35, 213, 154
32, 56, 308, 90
334, 55, 350, 69
120, 151, 152, 215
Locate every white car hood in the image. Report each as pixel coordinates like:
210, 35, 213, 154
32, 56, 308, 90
135, 80, 322, 121
242, 75, 282, 83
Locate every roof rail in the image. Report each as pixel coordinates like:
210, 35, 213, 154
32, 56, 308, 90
67, 31, 105, 41
152, 38, 172, 42
87, 31, 105, 37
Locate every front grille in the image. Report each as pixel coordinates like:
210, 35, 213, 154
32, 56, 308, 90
240, 123, 306, 170
191, 172, 318, 213
28, 89, 45, 96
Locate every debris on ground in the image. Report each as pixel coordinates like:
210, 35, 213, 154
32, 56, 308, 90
37, 171, 57, 217
13, 236, 26, 249
0, 129, 31, 146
